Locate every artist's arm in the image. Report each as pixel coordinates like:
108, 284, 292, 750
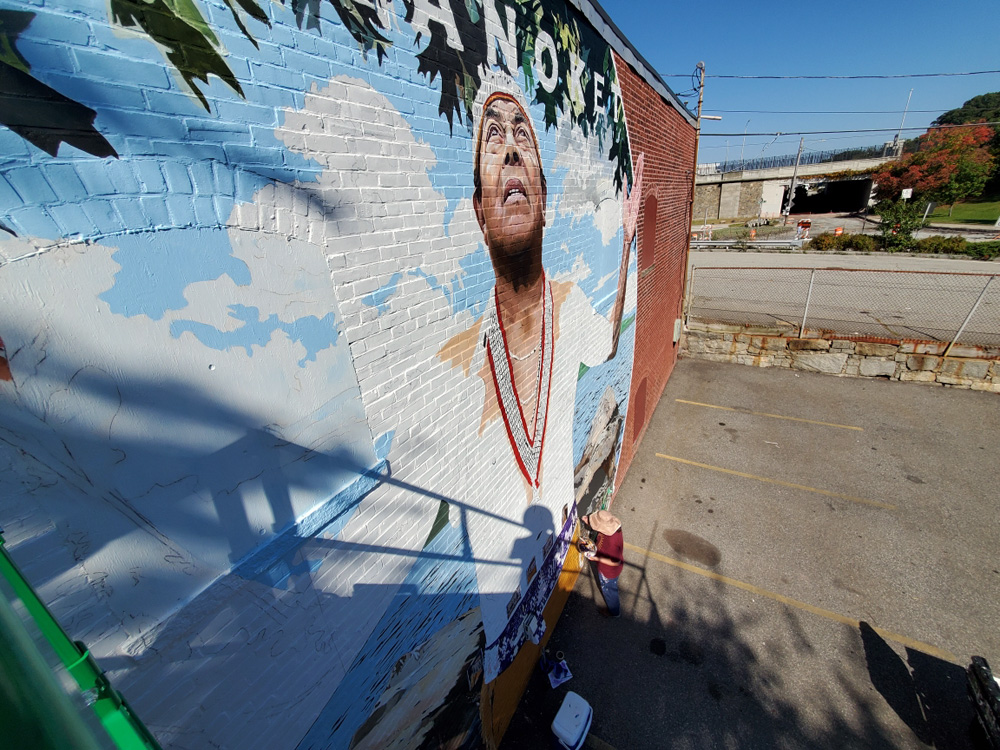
579, 541, 623, 567
584, 550, 622, 567
607, 153, 644, 362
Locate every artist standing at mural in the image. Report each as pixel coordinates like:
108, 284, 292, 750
581, 510, 624, 617
441, 71, 643, 680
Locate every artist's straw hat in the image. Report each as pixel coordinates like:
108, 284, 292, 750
583, 510, 621, 536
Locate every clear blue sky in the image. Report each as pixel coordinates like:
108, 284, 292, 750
596, 0, 1000, 165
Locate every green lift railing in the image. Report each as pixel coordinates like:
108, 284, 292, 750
0, 528, 162, 750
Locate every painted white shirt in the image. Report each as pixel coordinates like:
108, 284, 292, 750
456, 281, 612, 679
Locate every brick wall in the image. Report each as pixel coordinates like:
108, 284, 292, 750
613, 54, 696, 490
0, 1, 695, 747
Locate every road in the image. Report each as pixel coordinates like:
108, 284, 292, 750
686, 251, 1000, 345
689, 251, 999, 274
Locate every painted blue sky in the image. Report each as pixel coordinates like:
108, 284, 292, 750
597, 0, 1000, 164
6, 0, 630, 367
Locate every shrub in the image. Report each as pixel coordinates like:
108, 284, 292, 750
807, 233, 841, 251
875, 199, 927, 251
965, 240, 1000, 259
808, 229, 997, 256
843, 233, 876, 252
915, 236, 968, 254
806, 232, 877, 252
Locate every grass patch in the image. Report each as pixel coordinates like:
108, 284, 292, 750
928, 199, 1000, 224
711, 223, 795, 240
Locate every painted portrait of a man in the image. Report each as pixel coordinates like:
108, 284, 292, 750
440, 70, 644, 679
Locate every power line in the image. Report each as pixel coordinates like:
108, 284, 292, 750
703, 135, 893, 152
663, 69, 1000, 79
704, 108, 946, 115
702, 122, 1000, 137
699, 128, 930, 152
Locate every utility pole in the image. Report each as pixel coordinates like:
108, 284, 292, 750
693, 63, 722, 157
686, 63, 721, 316
691, 63, 721, 227
896, 88, 913, 143
893, 88, 913, 157
695, 63, 706, 135
782, 137, 804, 225
692, 62, 706, 239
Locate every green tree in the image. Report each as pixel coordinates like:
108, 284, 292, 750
934, 92, 1000, 127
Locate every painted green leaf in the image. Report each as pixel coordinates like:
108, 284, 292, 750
0, 62, 118, 157
222, 0, 270, 48
111, 0, 245, 109
325, 0, 392, 62
163, 0, 219, 47
0, 10, 117, 158
0, 9, 33, 74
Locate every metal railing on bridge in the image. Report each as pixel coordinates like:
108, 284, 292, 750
686, 266, 1000, 350
697, 143, 895, 177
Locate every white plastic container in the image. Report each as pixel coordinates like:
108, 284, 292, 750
551, 691, 592, 750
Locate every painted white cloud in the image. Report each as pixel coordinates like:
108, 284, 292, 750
553, 252, 592, 285
0, 145, 381, 650
594, 269, 617, 293
264, 76, 489, 679
552, 111, 623, 245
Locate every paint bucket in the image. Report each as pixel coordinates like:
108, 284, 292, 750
552, 691, 592, 750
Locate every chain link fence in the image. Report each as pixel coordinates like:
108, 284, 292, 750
687, 267, 1000, 348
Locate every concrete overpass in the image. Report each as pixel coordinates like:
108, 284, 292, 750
694, 155, 898, 221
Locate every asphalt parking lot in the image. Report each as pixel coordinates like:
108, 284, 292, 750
503, 357, 1000, 749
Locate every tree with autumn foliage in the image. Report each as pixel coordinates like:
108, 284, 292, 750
873, 125, 996, 214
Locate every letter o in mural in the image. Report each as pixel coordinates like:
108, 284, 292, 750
532, 29, 559, 94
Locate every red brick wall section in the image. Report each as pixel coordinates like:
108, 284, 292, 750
613, 53, 697, 490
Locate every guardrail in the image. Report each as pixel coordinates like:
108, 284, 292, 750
690, 240, 805, 251
686, 266, 1000, 349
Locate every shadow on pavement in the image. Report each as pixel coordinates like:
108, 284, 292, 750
861, 621, 977, 750
503, 557, 978, 749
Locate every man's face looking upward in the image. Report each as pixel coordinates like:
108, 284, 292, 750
474, 95, 547, 263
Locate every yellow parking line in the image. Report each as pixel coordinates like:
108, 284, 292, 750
624, 542, 959, 664
655, 454, 896, 510
675, 399, 863, 431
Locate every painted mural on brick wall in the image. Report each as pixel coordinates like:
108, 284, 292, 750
0, 0, 645, 747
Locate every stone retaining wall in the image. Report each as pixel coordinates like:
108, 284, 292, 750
682, 322, 1000, 392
